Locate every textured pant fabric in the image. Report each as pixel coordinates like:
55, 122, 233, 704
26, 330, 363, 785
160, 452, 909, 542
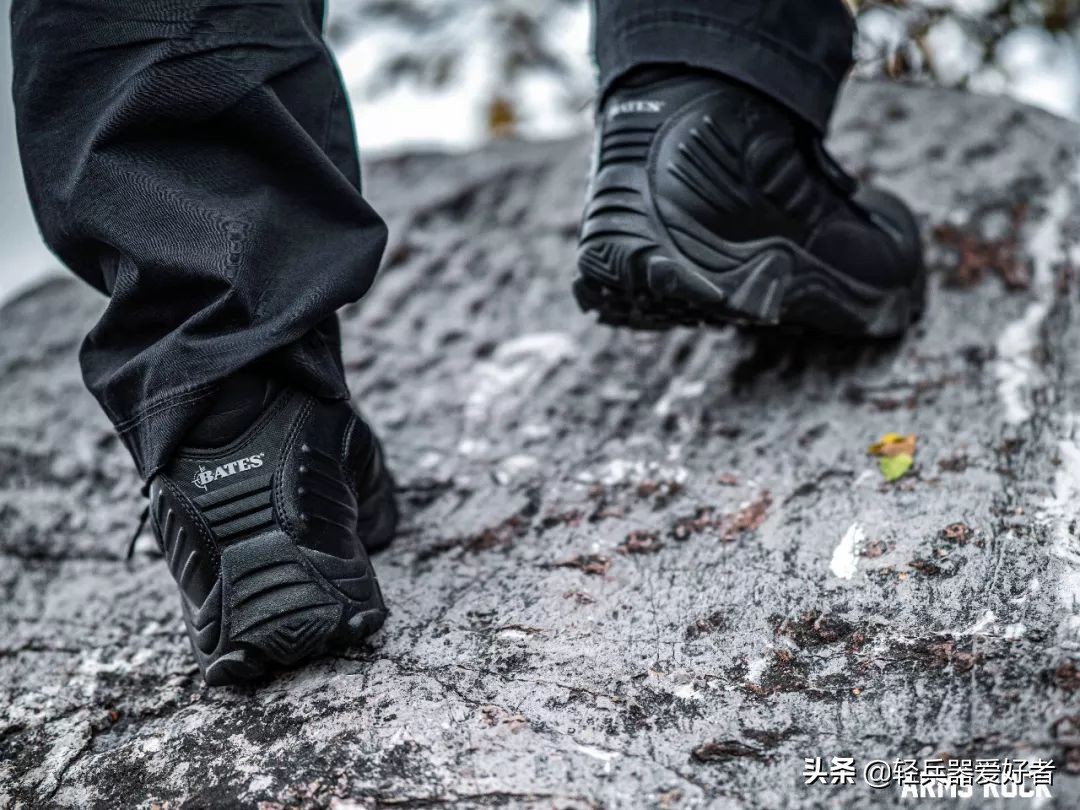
10, 0, 386, 480
593, 0, 855, 131
10, 0, 852, 480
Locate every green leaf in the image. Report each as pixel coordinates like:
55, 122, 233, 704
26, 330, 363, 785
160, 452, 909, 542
879, 453, 913, 482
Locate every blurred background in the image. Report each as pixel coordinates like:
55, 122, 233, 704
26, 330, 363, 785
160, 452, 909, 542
2, 0, 1078, 304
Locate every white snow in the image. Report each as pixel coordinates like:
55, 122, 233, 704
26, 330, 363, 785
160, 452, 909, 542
589, 458, 689, 486
464, 332, 575, 428
830, 522, 865, 580
994, 183, 1071, 424
493, 454, 539, 484
995, 167, 1080, 641
1003, 622, 1026, 640
745, 653, 772, 683
653, 379, 706, 418
959, 609, 997, 636
575, 743, 621, 768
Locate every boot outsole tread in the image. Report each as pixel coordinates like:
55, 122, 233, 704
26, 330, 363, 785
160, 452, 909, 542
574, 239, 925, 339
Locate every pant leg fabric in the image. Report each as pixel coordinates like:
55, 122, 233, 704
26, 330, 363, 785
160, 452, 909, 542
10, 0, 386, 480
592, 0, 856, 132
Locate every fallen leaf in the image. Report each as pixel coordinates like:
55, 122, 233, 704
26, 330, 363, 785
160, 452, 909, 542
618, 531, 663, 555
932, 206, 1029, 290
870, 432, 917, 482
909, 558, 941, 576
551, 554, 611, 576
668, 492, 771, 542
868, 433, 917, 457
1056, 662, 1080, 692
541, 510, 583, 529
480, 705, 529, 732
861, 540, 887, 559
942, 522, 974, 543
879, 453, 914, 482
487, 97, 516, 138
563, 590, 595, 605
671, 507, 716, 540
720, 491, 772, 541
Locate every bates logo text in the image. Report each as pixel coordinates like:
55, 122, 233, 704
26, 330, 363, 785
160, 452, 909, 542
609, 100, 665, 117
192, 454, 265, 491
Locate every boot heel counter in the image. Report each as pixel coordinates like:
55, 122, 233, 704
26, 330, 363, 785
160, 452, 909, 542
577, 115, 661, 289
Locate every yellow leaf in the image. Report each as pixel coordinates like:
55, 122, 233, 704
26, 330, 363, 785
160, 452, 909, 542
879, 453, 914, 482
487, 97, 516, 138
868, 432, 917, 458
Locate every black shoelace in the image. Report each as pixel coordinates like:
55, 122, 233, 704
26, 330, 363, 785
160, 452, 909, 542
125, 482, 153, 560
126, 505, 150, 560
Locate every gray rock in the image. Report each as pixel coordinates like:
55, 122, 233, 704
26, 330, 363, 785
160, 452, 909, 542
3, 81, 1080, 808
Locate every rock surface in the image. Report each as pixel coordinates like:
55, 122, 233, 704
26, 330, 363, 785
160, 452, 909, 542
4, 82, 1080, 808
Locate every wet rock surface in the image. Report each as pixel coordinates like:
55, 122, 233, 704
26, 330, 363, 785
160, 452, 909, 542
4, 82, 1080, 808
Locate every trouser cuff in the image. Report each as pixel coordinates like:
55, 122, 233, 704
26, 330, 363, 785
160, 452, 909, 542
596, 13, 853, 133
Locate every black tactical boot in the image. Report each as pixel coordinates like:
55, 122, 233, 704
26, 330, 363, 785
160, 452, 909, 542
575, 68, 925, 337
147, 387, 395, 685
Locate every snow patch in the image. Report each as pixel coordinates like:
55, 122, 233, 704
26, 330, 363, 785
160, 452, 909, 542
1003, 622, 1026, 640
653, 378, 706, 418
671, 681, 703, 701
588, 458, 690, 486
745, 653, 771, 683
960, 609, 997, 636
995, 184, 1070, 423
492, 454, 539, 485
463, 332, 575, 444
576, 743, 621, 770
830, 522, 865, 580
